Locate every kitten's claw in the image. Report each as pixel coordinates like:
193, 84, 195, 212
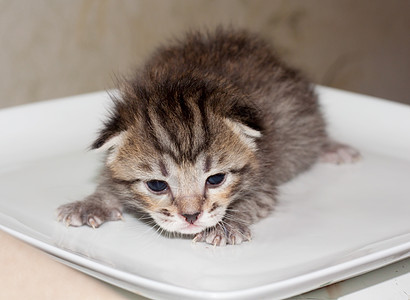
64, 217, 71, 228
88, 217, 98, 229
212, 235, 223, 247
192, 233, 202, 244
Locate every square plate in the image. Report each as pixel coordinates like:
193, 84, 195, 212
0, 86, 409, 299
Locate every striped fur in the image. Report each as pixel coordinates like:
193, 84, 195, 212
57, 28, 354, 246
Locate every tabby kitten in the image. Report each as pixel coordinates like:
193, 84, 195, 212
57, 29, 359, 246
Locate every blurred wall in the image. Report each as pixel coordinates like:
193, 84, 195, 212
1, 0, 409, 109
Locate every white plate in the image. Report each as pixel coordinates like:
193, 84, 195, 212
0, 87, 409, 300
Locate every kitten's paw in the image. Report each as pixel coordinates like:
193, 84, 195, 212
320, 141, 361, 164
57, 201, 123, 228
193, 222, 251, 246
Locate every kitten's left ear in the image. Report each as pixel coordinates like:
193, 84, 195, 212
224, 118, 262, 151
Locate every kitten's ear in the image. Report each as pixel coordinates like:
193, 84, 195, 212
91, 113, 127, 151
91, 124, 127, 164
224, 118, 262, 151
92, 131, 126, 152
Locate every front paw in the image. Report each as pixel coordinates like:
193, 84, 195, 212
57, 201, 123, 228
193, 222, 251, 246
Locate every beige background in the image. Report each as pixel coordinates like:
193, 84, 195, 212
0, 0, 409, 108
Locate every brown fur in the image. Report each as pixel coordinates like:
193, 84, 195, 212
57, 28, 359, 246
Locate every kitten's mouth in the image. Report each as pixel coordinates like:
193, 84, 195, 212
178, 223, 204, 234
152, 211, 223, 235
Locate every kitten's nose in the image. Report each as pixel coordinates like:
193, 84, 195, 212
182, 212, 200, 224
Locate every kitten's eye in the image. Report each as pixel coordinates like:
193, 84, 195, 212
146, 180, 168, 192
206, 173, 226, 186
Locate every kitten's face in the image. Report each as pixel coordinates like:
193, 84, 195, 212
103, 117, 260, 234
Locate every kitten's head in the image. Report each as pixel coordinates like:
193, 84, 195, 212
93, 77, 262, 234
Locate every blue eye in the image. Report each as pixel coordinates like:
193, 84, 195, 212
206, 173, 226, 186
146, 180, 168, 192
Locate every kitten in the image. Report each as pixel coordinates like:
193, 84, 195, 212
57, 28, 360, 246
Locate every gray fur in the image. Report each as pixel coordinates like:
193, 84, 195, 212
57, 28, 359, 246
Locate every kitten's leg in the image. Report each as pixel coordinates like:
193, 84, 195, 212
194, 191, 275, 246
320, 140, 361, 164
57, 186, 123, 228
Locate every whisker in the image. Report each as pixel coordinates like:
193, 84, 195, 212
225, 207, 244, 214
223, 214, 250, 226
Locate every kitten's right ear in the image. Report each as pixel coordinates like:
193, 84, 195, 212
91, 121, 127, 164
91, 114, 127, 151
92, 131, 127, 152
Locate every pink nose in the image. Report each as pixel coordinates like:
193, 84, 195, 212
182, 212, 200, 224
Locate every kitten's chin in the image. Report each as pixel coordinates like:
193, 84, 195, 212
153, 213, 223, 235
154, 219, 204, 235
177, 225, 204, 235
